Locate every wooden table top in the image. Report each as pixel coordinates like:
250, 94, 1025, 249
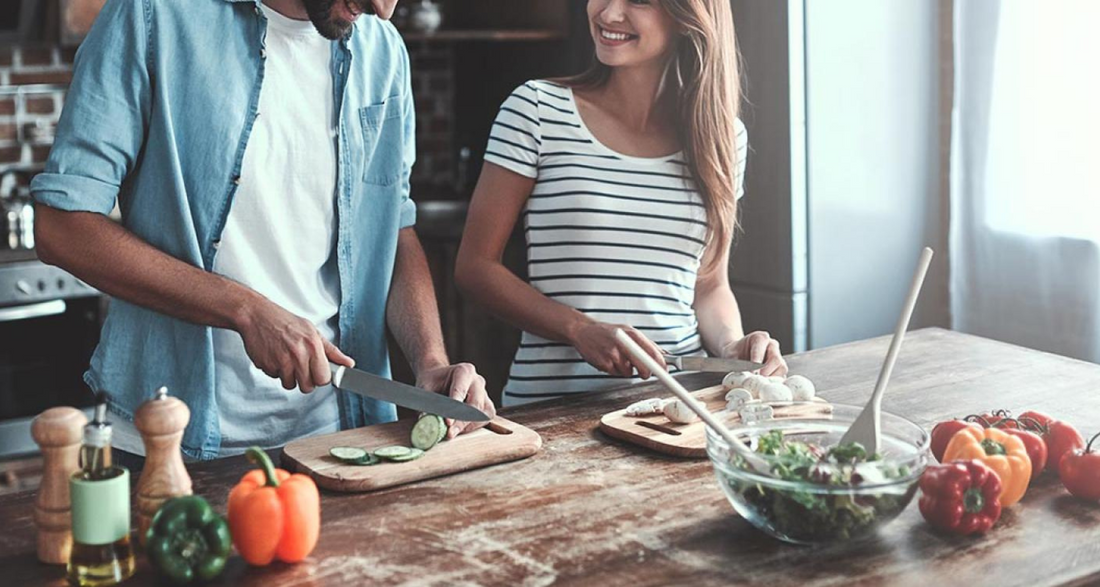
3, 328, 1099, 586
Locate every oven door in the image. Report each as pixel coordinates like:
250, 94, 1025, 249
0, 296, 101, 458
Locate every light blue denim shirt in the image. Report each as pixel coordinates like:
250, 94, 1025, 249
31, 0, 416, 460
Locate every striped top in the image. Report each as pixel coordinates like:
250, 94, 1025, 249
484, 80, 748, 407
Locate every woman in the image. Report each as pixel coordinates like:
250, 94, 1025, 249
455, 0, 787, 406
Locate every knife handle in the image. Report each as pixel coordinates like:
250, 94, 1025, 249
329, 362, 347, 388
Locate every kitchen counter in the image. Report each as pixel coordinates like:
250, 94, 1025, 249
3, 328, 1100, 586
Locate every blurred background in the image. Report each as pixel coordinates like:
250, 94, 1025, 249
0, 0, 1097, 490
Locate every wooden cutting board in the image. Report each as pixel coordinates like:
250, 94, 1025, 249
281, 416, 542, 492
599, 384, 832, 458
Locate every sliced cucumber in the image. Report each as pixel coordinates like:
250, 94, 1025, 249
385, 448, 425, 462
374, 445, 414, 460
329, 446, 368, 462
411, 414, 446, 451
350, 453, 380, 466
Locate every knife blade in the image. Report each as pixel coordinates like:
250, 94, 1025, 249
662, 355, 763, 373
329, 363, 490, 422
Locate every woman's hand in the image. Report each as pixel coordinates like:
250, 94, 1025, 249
720, 331, 788, 377
569, 321, 667, 379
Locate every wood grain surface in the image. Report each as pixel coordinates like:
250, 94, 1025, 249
2, 329, 1099, 587
282, 416, 542, 492
598, 384, 832, 457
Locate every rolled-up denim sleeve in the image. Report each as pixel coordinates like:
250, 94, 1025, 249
30, 0, 151, 215
397, 42, 417, 229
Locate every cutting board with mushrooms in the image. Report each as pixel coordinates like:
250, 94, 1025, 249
598, 373, 832, 458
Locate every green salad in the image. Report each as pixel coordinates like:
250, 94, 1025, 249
726, 430, 914, 542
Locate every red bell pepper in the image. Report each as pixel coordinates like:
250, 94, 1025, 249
919, 460, 1003, 535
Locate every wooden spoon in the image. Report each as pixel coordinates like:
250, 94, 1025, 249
839, 247, 934, 454
614, 329, 773, 476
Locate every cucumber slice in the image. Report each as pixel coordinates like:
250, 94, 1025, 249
351, 453, 380, 466
386, 448, 425, 462
374, 445, 414, 460
411, 414, 446, 451
329, 447, 368, 462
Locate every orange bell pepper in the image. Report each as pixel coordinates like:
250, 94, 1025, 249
943, 426, 1031, 506
227, 447, 320, 565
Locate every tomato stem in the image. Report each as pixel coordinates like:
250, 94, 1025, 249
1086, 431, 1100, 454
1018, 416, 1047, 433
965, 414, 993, 428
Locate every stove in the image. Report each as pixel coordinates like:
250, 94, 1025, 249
0, 170, 104, 459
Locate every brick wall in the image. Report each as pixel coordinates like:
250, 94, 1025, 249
0, 46, 74, 170
407, 40, 455, 188
0, 42, 456, 184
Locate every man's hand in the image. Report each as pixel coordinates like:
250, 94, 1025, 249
236, 297, 354, 393
720, 331, 788, 377
415, 362, 496, 439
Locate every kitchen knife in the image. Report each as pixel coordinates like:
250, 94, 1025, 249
662, 355, 763, 373
329, 363, 490, 422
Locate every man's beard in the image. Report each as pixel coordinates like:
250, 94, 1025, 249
302, 0, 373, 40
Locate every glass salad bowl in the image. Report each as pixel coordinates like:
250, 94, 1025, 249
706, 402, 930, 545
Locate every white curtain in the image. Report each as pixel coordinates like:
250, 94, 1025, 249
951, 0, 1100, 362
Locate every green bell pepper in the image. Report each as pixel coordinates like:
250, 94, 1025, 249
145, 495, 232, 584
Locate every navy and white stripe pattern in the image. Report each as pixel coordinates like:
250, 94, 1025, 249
485, 80, 748, 406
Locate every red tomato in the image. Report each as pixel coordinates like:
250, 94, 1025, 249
1059, 432, 1100, 501
1019, 410, 1056, 430
1003, 428, 1047, 481
931, 420, 982, 462
1045, 421, 1086, 472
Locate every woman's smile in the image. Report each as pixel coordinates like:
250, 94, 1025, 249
597, 25, 639, 46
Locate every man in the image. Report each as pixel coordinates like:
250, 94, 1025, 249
31, 0, 496, 461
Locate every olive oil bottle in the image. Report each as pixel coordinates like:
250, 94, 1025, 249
67, 394, 135, 586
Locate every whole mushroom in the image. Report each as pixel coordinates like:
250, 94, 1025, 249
722, 371, 754, 390
758, 382, 794, 403
742, 374, 771, 398
784, 375, 816, 401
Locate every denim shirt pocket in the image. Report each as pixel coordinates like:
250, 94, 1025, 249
359, 98, 404, 186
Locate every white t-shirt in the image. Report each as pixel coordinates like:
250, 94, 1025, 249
484, 80, 748, 407
112, 4, 341, 457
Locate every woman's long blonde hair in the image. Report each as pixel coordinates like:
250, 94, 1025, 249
566, 0, 742, 275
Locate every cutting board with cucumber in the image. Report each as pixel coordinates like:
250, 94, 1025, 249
281, 415, 542, 492
599, 384, 831, 458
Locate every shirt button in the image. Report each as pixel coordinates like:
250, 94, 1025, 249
232, 176, 241, 186
254, 6, 260, 15
260, 48, 267, 59
212, 239, 221, 250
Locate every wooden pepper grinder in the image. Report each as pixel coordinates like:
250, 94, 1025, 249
31, 407, 88, 564
134, 387, 192, 544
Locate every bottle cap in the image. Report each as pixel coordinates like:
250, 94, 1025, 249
83, 392, 112, 448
